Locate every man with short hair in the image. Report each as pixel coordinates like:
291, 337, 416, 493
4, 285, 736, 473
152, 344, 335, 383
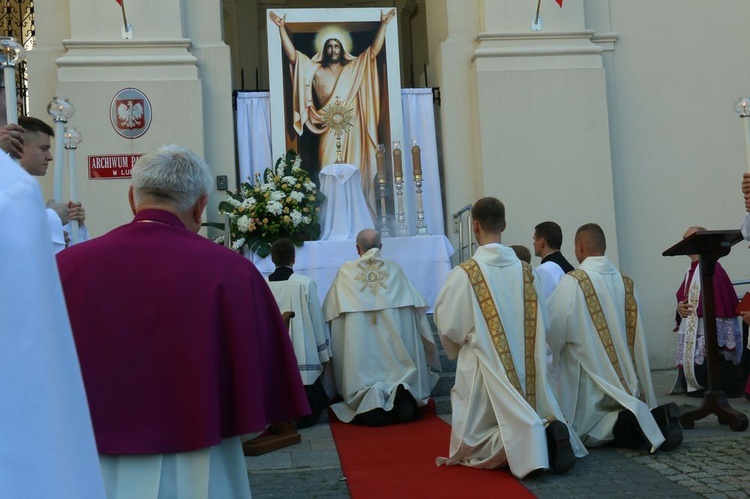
323, 228, 440, 426
269, 237, 332, 427
548, 223, 682, 452
533, 221, 575, 300
57, 145, 309, 498
434, 197, 585, 478
19, 116, 88, 252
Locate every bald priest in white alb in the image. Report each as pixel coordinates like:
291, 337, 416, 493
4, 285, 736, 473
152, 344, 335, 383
323, 228, 440, 426
547, 223, 682, 452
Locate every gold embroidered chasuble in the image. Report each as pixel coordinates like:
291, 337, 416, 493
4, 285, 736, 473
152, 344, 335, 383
547, 256, 663, 451
459, 259, 538, 408
435, 244, 587, 478
568, 269, 645, 402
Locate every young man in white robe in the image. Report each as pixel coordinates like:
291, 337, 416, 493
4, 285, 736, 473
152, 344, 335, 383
547, 223, 682, 452
434, 197, 586, 478
323, 228, 440, 426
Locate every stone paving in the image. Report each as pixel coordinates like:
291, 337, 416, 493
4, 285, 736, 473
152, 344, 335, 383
246, 370, 750, 498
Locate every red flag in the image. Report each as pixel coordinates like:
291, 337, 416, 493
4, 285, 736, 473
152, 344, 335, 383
556, 0, 563, 6
115, 0, 122, 5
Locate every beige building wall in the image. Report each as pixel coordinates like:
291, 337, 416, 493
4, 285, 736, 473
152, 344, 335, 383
427, 0, 750, 368
26, 1, 750, 369
586, 0, 750, 368
28, 0, 234, 236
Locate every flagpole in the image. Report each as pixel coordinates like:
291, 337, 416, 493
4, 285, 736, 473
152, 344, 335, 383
119, 0, 128, 29
535, 0, 542, 25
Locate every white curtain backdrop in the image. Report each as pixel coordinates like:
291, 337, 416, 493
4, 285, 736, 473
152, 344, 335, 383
235, 89, 445, 235
400, 88, 443, 236
235, 92, 273, 184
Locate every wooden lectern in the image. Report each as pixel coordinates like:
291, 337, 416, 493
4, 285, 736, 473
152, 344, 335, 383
663, 229, 748, 432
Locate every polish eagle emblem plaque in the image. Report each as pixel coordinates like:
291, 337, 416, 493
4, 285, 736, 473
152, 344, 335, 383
110, 88, 152, 139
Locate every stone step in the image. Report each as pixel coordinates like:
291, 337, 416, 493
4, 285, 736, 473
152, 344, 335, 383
433, 394, 452, 415
439, 351, 457, 372
431, 370, 455, 398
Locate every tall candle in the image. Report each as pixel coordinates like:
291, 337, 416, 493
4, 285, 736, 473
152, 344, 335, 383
376, 145, 385, 179
392, 141, 402, 178
411, 140, 422, 176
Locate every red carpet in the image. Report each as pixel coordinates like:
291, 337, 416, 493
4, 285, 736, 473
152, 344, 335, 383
329, 404, 534, 498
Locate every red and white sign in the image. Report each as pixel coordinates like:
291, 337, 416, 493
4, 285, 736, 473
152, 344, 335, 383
88, 154, 142, 179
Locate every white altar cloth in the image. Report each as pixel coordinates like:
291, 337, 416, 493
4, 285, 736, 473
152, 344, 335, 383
248, 235, 454, 310
318, 163, 374, 241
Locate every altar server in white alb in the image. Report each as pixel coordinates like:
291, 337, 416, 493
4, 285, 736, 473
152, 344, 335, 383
323, 228, 440, 426
268, 237, 332, 427
0, 151, 105, 498
434, 197, 586, 478
547, 223, 682, 452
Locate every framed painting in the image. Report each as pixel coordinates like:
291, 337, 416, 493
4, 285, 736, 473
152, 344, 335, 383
267, 7, 404, 218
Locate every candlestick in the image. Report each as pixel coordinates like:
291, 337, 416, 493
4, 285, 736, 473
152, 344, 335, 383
414, 171, 429, 236
0, 37, 24, 126
63, 126, 82, 245
735, 98, 750, 173
392, 141, 402, 178
376, 144, 385, 179
411, 140, 422, 177
395, 174, 407, 236
47, 97, 75, 201
378, 177, 391, 237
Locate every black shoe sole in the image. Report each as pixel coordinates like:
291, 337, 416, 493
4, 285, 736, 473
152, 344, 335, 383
652, 402, 683, 451
546, 420, 575, 474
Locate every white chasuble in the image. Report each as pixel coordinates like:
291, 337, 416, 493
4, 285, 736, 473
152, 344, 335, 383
434, 244, 586, 479
322, 248, 440, 422
548, 256, 664, 451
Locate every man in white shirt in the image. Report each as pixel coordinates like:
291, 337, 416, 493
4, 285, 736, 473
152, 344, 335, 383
533, 221, 575, 300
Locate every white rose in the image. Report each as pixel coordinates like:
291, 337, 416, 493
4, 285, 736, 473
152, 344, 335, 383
266, 201, 283, 216
290, 210, 302, 227
236, 215, 251, 232
289, 191, 304, 203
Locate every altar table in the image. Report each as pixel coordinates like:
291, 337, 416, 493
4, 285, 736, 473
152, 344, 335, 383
247, 235, 455, 310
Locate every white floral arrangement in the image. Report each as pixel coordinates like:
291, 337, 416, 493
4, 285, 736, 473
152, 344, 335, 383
217, 150, 324, 257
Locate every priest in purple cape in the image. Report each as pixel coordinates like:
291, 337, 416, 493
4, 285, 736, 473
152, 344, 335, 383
57, 144, 310, 499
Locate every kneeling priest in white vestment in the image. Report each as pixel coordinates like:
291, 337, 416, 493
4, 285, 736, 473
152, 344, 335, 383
548, 223, 682, 452
434, 198, 586, 479
323, 229, 440, 426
